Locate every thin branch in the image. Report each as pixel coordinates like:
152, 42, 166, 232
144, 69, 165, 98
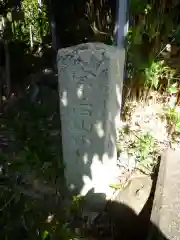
155, 38, 175, 59
0, 193, 15, 212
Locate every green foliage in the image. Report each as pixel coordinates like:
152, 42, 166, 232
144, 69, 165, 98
70, 195, 85, 214
127, 0, 179, 96
130, 0, 145, 14
117, 127, 158, 171
167, 83, 178, 94
164, 105, 180, 133
1, 0, 49, 46
176, 121, 180, 132
133, 132, 156, 164
21, 0, 49, 44
145, 61, 162, 89
144, 60, 175, 89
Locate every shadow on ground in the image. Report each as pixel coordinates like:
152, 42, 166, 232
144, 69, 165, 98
101, 200, 168, 240
87, 160, 166, 240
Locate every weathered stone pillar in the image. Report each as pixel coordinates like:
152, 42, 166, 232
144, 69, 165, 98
57, 43, 125, 207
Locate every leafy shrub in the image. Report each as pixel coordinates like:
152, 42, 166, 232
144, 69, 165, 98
144, 60, 175, 89
21, 0, 49, 45
164, 105, 180, 133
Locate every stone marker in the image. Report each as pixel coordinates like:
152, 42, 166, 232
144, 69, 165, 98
113, 175, 153, 215
148, 149, 180, 240
57, 43, 125, 208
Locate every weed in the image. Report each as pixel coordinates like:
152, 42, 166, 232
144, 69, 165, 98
133, 132, 156, 166
164, 105, 180, 133
117, 126, 158, 172
144, 60, 175, 89
167, 83, 178, 94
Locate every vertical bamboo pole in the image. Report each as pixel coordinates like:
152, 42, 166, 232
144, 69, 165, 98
114, 0, 129, 111
114, 0, 129, 48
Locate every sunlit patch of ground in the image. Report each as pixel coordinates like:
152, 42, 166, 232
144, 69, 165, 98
98, 91, 180, 240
